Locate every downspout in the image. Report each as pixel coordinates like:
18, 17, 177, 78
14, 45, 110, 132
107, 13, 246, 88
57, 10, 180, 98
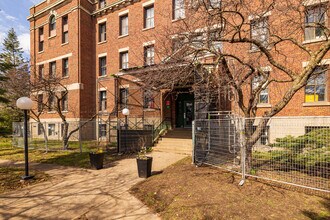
33, 6, 36, 81
78, 0, 81, 119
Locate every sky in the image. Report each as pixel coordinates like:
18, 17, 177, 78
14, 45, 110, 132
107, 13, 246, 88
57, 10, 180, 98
0, 0, 42, 59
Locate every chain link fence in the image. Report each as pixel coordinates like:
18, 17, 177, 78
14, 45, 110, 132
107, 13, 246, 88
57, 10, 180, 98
194, 114, 330, 193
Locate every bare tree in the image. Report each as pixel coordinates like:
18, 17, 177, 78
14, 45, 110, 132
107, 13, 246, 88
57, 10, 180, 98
127, 0, 330, 168
30, 77, 96, 150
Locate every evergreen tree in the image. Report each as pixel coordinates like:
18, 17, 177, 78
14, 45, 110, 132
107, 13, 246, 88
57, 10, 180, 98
2, 28, 24, 66
0, 28, 29, 135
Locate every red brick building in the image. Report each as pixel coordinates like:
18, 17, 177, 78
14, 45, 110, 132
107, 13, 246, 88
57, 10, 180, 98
28, 0, 329, 141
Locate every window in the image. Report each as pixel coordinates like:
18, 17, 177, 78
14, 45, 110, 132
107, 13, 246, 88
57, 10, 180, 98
144, 45, 155, 66
173, 0, 185, 20
61, 92, 68, 111
38, 94, 43, 112
99, 91, 107, 111
144, 90, 155, 109
305, 126, 330, 134
48, 124, 55, 136
119, 14, 128, 36
305, 5, 326, 41
62, 16, 68, 44
49, 15, 56, 37
250, 17, 268, 50
209, 0, 221, 8
38, 123, 44, 135
120, 88, 128, 108
144, 5, 154, 29
99, 124, 107, 138
99, 56, 107, 76
38, 65, 44, 80
99, 22, 106, 42
99, 0, 106, 9
191, 32, 203, 49
253, 126, 269, 145
62, 58, 69, 77
38, 27, 44, 52
305, 66, 327, 102
49, 61, 56, 78
48, 94, 55, 111
172, 37, 184, 52
252, 74, 269, 104
209, 30, 222, 51
120, 51, 129, 69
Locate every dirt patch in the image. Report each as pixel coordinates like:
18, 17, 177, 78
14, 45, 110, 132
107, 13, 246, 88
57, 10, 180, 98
130, 157, 330, 220
0, 166, 49, 194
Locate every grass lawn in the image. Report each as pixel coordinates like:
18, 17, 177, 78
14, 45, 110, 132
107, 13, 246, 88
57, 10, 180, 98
130, 157, 330, 220
0, 166, 49, 194
0, 138, 128, 169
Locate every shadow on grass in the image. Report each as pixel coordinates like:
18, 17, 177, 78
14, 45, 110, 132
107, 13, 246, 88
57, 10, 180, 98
302, 199, 330, 220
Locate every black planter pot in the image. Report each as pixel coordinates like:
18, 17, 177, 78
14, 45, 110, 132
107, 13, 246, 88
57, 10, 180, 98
89, 152, 105, 170
137, 156, 153, 178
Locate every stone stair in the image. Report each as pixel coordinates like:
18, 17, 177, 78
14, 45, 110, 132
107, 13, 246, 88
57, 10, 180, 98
153, 129, 192, 155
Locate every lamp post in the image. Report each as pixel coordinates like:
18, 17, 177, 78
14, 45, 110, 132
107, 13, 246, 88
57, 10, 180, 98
16, 97, 34, 180
122, 108, 130, 151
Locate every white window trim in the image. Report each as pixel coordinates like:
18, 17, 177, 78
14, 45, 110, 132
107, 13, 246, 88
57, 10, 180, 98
118, 47, 129, 52
302, 58, 330, 67
118, 9, 129, 16
248, 11, 272, 21
36, 53, 72, 65
303, 0, 329, 6
97, 18, 107, 24
98, 52, 107, 57
143, 40, 156, 46
99, 87, 107, 91
142, 0, 155, 7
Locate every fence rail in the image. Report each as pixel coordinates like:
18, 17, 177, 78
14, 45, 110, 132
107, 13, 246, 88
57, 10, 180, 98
194, 114, 330, 193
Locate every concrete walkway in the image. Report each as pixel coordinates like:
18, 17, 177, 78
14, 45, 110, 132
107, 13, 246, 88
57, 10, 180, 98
0, 151, 187, 220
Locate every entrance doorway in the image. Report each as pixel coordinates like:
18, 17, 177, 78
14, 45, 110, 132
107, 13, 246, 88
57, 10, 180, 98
176, 93, 194, 128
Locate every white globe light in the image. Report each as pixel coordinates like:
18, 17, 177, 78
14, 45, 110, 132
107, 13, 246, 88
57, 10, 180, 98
16, 97, 33, 110
122, 108, 130, 116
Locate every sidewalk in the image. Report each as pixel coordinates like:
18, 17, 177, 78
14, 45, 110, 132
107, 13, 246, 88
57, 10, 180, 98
0, 151, 187, 220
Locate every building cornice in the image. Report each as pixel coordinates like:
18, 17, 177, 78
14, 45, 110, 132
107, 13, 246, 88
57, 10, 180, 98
27, 0, 67, 21
92, 0, 141, 16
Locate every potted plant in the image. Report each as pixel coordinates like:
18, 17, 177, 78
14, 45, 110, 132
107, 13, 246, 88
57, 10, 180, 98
136, 137, 153, 178
89, 145, 105, 170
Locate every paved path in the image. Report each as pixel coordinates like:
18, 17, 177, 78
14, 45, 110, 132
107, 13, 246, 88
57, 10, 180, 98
0, 152, 187, 220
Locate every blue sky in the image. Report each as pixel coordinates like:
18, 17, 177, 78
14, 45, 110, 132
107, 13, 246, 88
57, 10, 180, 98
0, 0, 41, 59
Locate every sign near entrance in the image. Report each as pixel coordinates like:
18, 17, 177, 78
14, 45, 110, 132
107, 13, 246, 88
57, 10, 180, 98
166, 100, 171, 109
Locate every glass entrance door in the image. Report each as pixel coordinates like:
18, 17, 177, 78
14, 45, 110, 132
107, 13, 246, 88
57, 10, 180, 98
183, 101, 194, 128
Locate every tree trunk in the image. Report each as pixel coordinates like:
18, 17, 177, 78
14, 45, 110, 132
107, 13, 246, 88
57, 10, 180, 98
62, 122, 69, 150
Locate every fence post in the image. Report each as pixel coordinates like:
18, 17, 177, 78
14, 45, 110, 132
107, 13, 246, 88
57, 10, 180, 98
239, 117, 246, 186
192, 120, 195, 164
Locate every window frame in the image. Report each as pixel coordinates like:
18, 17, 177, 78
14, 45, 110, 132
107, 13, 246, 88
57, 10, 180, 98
61, 92, 68, 111
119, 51, 129, 69
99, 22, 107, 42
62, 16, 68, 44
48, 94, 55, 112
38, 27, 44, 52
305, 66, 327, 103
143, 90, 155, 109
144, 45, 155, 66
119, 14, 129, 36
99, 56, 107, 76
144, 4, 155, 29
37, 94, 43, 112
99, 0, 106, 9
62, 58, 69, 77
49, 15, 56, 37
119, 88, 129, 109
173, 0, 185, 20
48, 124, 56, 136
304, 4, 327, 41
99, 90, 107, 111
49, 61, 56, 78
250, 16, 269, 51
